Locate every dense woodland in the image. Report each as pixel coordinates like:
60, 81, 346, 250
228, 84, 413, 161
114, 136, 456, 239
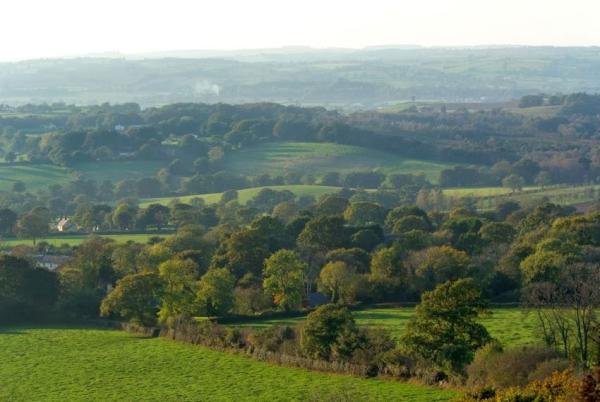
2, 94, 600, 401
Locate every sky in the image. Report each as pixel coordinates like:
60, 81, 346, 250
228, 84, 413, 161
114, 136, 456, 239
1, 0, 599, 61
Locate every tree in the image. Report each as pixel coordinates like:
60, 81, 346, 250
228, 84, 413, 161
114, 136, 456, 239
0, 208, 17, 236
136, 204, 170, 230
100, 272, 163, 326
210, 228, 270, 279
0, 255, 59, 322
525, 263, 600, 366
370, 246, 403, 280
479, 222, 516, 244
73, 204, 111, 232
314, 196, 349, 216
412, 245, 471, 291
401, 279, 491, 373
272, 201, 298, 224
392, 215, 431, 235
196, 268, 235, 316
343, 202, 386, 226
250, 215, 291, 252
263, 250, 307, 311
385, 206, 431, 232
12, 181, 26, 193
158, 258, 198, 324
325, 248, 370, 274
319, 261, 358, 303
535, 171, 552, 188
63, 236, 116, 290
300, 304, 363, 361
112, 203, 137, 230
297, 215, 349, 253
15, 208, 50, 245
502, 174, 525, 193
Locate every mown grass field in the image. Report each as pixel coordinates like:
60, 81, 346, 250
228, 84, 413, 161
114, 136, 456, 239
233, 308, 539, 348
141, 185, 343, 207
73, 160, 165, 183
0, 327, 456, 402
0, 161, 165, 193
1, 233, 167, 247
222, 142, 454, 182
0, 164, 72, 192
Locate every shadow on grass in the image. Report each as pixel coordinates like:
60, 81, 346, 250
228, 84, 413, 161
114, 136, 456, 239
355, 312, 411, 321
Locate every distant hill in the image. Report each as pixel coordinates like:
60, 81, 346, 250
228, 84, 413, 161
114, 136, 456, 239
2, 46, 600, 107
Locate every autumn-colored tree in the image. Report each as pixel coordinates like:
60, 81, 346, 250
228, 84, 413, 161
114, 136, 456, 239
263, 250, 307, 311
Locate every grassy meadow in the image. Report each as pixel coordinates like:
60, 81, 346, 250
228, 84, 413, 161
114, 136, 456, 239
73, 160, 165, 183
232, 307, 540, 348
0, 233, 167, 247
222, 142, 454, 182
0, 160, 165, 193
141, 184, 343, 207
0, 327, 456, 402
0, 164, 72, 192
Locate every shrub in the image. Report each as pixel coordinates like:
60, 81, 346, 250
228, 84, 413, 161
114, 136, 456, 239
248, 325, 296, 353
300, 304, 363, 361
467, 346, 564, 389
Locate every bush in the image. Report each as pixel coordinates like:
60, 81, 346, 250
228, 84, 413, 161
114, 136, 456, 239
378, 349, 415, 379
527, 358, 571, 383
248, 325, 296, 353
300, 304, 364, 361
467, 346, 564, 389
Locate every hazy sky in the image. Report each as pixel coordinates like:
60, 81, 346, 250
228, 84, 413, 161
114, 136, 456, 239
2, 0, 599, 61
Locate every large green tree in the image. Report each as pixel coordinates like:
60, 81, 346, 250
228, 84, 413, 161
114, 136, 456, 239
100, 272, 163, 326
196, 268, 235, 316
210, 228, 270, 279
400, 279, 491, 373
297, 215, 349, 253
158, 258, 198, 324
319, 261, 358, 304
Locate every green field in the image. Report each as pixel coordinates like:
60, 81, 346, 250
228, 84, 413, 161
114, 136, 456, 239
141, 185, 343, 208
0, 327, 456, 402
0, 164, 73, 192
222, 142, 454, 182
0, 161, 165, 193
0, 233, 167, 247
73, 160, 165, 183
460, 184, 600, 210
233, 308, 539, 348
